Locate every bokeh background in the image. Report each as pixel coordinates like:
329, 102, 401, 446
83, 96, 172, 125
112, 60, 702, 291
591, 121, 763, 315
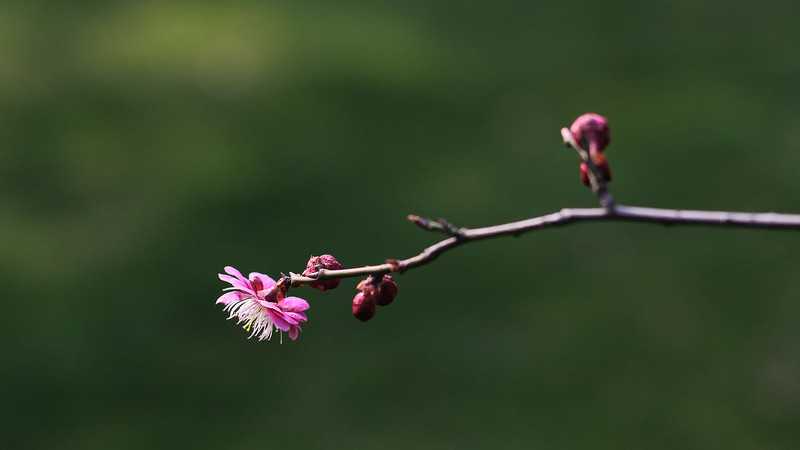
2, 1, 800, 449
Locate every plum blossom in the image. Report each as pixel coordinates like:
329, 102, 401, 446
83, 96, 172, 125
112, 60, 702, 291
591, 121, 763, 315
216, 266, 309, 342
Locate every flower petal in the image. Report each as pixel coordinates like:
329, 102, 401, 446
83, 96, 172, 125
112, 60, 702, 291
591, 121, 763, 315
224, 266, 248, 283
281, 314, 300, 326
218, 274, 252, 293
256, 298, 280, 310
284, 311, 307, 324
288, 327, 300, 341
248, 272, 276, 290
278, 296, 309, 313
216, 291, 245, 305
266, 309, 291, 332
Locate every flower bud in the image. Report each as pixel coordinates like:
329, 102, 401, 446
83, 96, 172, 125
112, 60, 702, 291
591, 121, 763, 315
579, 162, 590, 187
591, 152, 612, 182
375, 275, 398, 306
352, 292, 376, 322
303, 254, 343, 291
579, 155, 612, 188
570, 113, 610, 153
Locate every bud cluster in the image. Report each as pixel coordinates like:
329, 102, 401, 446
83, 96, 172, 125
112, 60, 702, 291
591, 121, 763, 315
302, 254, 400, 322
569, 113, 612, 188
352, 274, 399, 322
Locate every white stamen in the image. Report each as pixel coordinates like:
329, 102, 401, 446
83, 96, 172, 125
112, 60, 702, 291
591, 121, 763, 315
222, 296, 278, 342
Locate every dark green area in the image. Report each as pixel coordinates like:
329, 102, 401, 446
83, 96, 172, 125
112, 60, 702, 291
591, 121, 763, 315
2, 1, 799, 449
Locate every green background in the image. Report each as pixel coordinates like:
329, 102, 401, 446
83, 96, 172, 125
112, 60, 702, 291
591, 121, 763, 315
2, 1, 799, 449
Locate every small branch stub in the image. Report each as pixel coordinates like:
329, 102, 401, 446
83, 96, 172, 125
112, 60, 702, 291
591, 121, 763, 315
408, 215, 465, 238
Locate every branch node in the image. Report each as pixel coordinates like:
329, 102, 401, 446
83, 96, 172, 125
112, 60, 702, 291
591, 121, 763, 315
385, 258, 405, 273
436, 218, 466, 239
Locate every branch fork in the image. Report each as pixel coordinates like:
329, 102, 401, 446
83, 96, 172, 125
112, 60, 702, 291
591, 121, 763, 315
282, 113, 800, 290
216, 112, 800, 340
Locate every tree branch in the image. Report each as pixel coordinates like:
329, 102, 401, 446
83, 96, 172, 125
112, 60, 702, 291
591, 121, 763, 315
287, 113, 800, 289
218, 112, 800, 340
290, 204, 800, 287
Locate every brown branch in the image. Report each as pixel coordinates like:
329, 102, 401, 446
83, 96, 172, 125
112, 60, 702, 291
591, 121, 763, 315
287, 116, 800, 289
290, 204, 800, 287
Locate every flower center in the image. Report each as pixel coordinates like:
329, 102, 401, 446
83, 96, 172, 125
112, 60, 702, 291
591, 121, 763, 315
251, 277, 264, 292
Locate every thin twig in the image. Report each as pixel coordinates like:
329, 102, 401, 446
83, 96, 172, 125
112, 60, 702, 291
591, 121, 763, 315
290, 204, 800, 287
289, 122, 800, 288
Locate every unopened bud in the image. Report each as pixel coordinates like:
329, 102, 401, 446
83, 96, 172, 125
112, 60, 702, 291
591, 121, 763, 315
302, 254, 343, 291
570, 113, 610, 153
579, 162, 590, 187
591, 152, 612, 182
375, 274, 398, 306
352, 292, 376, 322
579, 154, 612, 188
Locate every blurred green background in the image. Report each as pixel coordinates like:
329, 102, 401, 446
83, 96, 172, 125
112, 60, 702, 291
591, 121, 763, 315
2, 1, 799, 449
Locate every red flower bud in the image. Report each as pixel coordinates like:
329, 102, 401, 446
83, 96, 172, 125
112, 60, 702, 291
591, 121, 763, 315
570, 113, 610, 153
591, 152, 612, 182
579, 153, 612, 188
375, 275, 398, 306
579, 162, 590, 187
352, 292, 376, 322
302, 254, 343, 291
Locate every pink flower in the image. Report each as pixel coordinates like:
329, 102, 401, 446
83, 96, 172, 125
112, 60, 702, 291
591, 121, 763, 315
216, 266, 309, 342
